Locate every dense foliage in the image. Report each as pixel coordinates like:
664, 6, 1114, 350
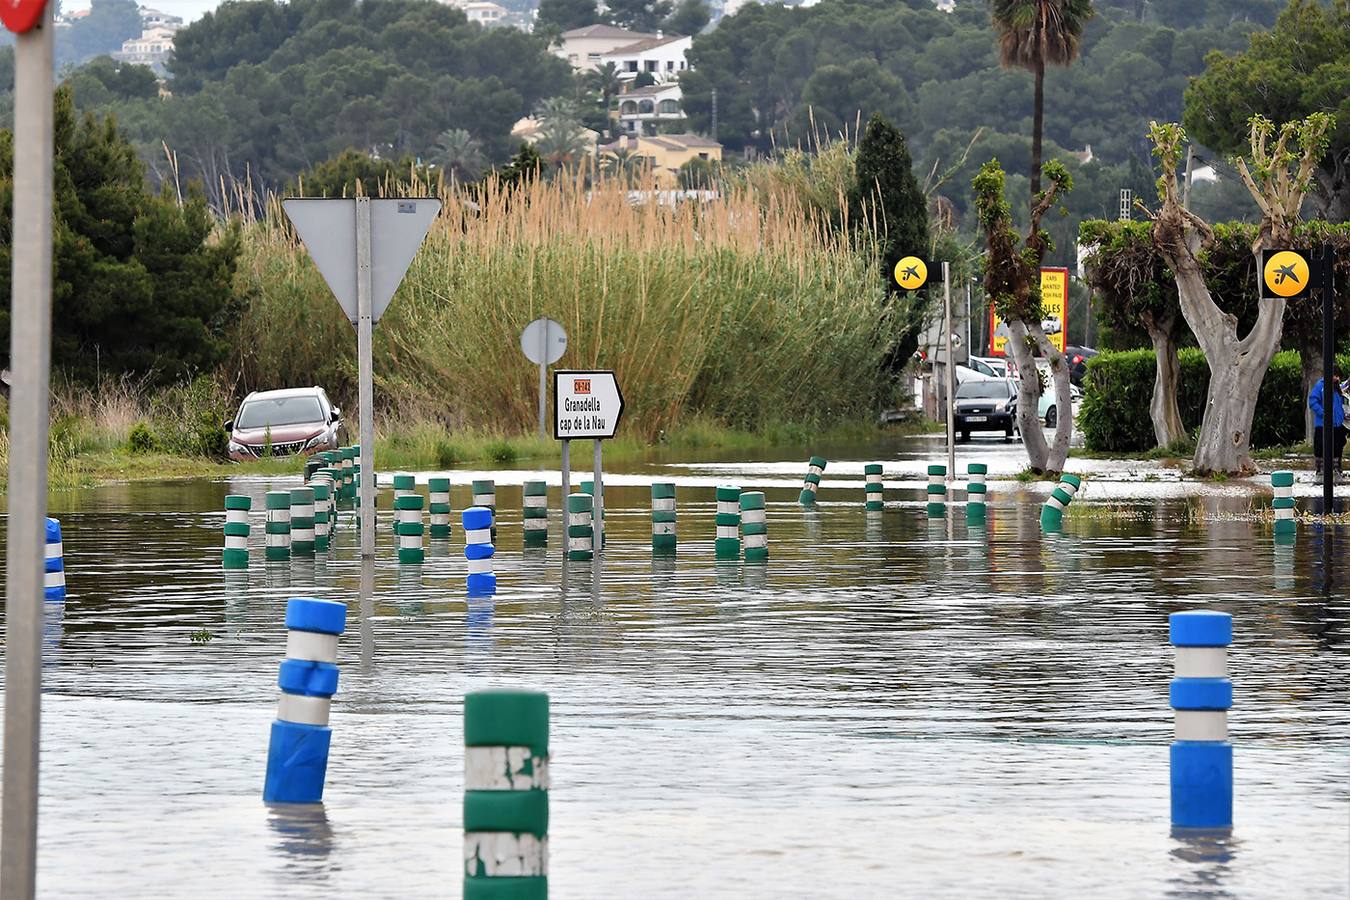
1080, 349, 1350, 452
0, 90, 241, 385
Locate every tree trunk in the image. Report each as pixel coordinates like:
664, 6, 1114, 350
1310, 151, 1349, 224
1007, 318, 1050, 471
1030, 58, 1044, 200
1192, 350, 1270, 475
1141, 310, 1185, 448
1028, 320, 1073, 473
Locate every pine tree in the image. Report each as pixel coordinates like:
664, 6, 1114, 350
848, 114, 929, 297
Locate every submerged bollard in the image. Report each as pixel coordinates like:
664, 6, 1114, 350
580, 480, 605, 548
339, 448, 356, 500
464, 506, 496, 594
926, 464, 947, 517
463, 690, 549, 899
264, 597, 347, 804
315, 466, 340, 533
799, 456, 827, 505
651, 482, 676, 553
393, 474, 416, 532
715, 484, 741, 559
966, 463, 988, 523
290, 487, 316, 557
473, 479, 497, 542
1040, 473, 1082, 532
223, 495, 251, 569
429, 477, 453, 539
45, 517, 66, 602
1169, 610, 1233, 830
396, 494, 425, 565
565, 493, 594, 562
265, 491, 292, 561
740, 491, 767, 562
1270, 471, 1296, 536
310, 482, 331, 553
865, 464, 884, 511
523, 480, 548, 546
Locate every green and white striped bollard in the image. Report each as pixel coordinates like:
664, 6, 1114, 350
395, 494, 425, 564
1040, 473, 1082, 531
523, 480, 548, 546
310, 481, 331, 552
429, 477, 453, 539
799, 456, 827, 505
740, 490, 767, 561
265, 491, 291, 561
715, 484, 741, 559
317, 468, 340, 534
1270, 471, 1296, 535
651, 482, 676, 552
223, 494, 251, 568
966, 463, 988, 524
464, 690, 549, 899
339, 448, 355, 500
580, 480, 605, 547
864, 464, 883, 511
926, 464, 947, 517
566, 492, 593, 561
393, 474, 416, 532
290, 487, 316, 556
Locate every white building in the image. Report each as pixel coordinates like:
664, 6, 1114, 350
553, 24, 659, 70
600, 34, 692, 81
616, 83, 685, 136
455, 0, 509, 26
138, 6, 183, 29
112, 26, 177, 73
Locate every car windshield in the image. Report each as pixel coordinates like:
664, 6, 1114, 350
957, 381, 1011, 399
236, 396, 324, 429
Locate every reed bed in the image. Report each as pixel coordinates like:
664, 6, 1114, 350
231, 170, 901, 439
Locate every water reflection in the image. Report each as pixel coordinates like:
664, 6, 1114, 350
1167, 828, 1240, 899
267, 803, 337, 868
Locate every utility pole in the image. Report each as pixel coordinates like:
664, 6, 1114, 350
943, 261, 955, 484
710, 88, 718, 144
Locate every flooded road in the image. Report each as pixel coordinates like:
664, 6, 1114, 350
6, 438, 1349, 898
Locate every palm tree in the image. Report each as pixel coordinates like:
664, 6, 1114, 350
600, 145, 647, 184
586, 62, 623, 138
989, 0, 1094, 201
534, 119, 592, 170
433, 128, 485, 181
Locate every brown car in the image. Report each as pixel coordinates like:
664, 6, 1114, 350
226, 387, 346, 461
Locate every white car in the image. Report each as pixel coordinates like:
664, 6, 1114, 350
967, 356, 1008, 379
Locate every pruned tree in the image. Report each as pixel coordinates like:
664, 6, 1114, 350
1146, 113, 1335, 473
974, 157, 1075, 474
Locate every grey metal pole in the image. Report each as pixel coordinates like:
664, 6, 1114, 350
560, 439, 570, 503
356, 197, 376, 558
537, 327, 547, 439
965, 277, 972, 362
2, 8, 55, 898
944, 261, 955, 483
592, 439, 604, 555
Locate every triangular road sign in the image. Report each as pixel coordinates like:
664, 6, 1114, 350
282, 198, 441, 323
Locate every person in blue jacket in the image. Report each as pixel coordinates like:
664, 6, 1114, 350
1309, 364, 1345, 479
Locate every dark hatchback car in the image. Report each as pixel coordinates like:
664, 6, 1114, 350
954, 379, 1017, 441
1066, 345, 1098, 385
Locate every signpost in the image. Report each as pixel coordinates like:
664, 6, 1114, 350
554, 371, 625, 550
283, 197, 441, 557
520, 318, 568, 437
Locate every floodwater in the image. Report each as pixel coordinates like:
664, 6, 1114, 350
5, 434, 1349, 898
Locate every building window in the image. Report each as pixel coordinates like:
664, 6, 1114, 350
587, 53, 600, 61
625, 61, 638, 72
698, 152, 708, 160
658, 99, 680, 115
666, 60, 674, 70
638, 100, 654, 114
645, 60, 657, 72
620, 101, 637, 115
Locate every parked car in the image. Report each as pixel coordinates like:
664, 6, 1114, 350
954, 379, 1017, 441
966, 356, 1008, 379
1036, 377, 1083, 427
226, 387, 345, 462
1066, 345, 1098, 385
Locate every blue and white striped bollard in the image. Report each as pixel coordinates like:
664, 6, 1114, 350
45, 517, 66, 602
1170, 610, 1233, 829
464, 506, 496, 595
264, 597, 347, 804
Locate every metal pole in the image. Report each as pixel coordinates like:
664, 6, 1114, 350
356, 197, 376, 558
1182, 145, 1196, 210
2, 9, 55, 898
944, 261, 955, 483
537, 328, 547, 439
965, 277, 972, 362
1322, 243, 1335, 512
560, 439, 570, 503
592, 439, 604, 555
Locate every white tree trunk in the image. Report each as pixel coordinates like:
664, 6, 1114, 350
1144, 319, 1185, 448
1006, 319, 1049, 471
1028, 320, 1073, 473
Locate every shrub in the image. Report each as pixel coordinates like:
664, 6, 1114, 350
149, 376, 232, 459
127, 422, 159, 454
1082, 349, 1350, 452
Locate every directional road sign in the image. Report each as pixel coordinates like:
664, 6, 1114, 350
1260, 248, 1313, 300
894, 256, 929, 291
554, 370, 624, 440
520, 317, 568, 365
283, 198, 441, 323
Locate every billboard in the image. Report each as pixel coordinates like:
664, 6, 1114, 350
988, 267, 1069, 357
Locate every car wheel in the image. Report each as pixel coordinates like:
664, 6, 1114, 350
1045, 405, 1057, 428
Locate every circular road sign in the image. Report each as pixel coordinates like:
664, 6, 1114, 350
1263, 250, 1310, 298
520, 317, 568, 366
894, 256, 928, 291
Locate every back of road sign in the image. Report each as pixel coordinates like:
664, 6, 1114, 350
282, 198, 441, 323
520, 318, 568, 365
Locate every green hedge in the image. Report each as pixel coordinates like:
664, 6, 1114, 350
1081, 349, 1350, 452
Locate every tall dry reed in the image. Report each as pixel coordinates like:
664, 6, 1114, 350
231, 171, 901, 439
